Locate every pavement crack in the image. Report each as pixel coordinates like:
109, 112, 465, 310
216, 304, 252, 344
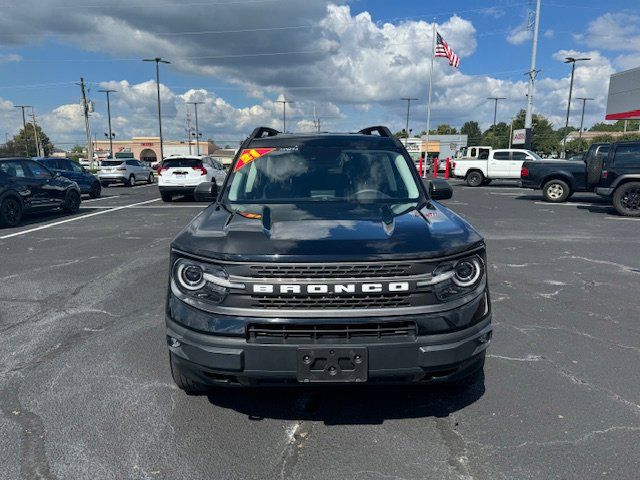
0, 382, 58, 479
435, 415, 475, 480
274, 420, 313, 480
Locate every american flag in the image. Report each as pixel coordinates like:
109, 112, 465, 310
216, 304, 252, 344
435, 32, 460, 68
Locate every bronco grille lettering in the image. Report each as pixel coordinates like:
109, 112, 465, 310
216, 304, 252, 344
251, 282, 410, 295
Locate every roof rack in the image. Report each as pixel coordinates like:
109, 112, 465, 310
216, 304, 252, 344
247, 127, 280, 142
358, 125, 405, 149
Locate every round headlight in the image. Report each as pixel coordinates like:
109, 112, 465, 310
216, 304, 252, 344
177, 263, 206, 290
453, 258, 482, 287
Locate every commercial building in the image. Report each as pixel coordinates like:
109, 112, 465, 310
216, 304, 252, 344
93, 137, 216, 163
403, 135, 468, 161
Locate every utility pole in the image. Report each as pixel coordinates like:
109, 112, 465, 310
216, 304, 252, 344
185, 106, 193, 154
98, 89, 116, 158
78, 78, 94, 167
575, 97, 593, 140
143, 57, 170, 161
29, 107, 43, 157
487, 97, 506, 147
276, 98, 291, 132
562, 56, 590, 157
14, 105, 32, 156
187, 101, 203, 155
401, 97, 418, 146
524, 0, 541, 150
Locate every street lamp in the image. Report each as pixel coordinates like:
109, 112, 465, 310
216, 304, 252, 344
98, 89, 116, 158
575, 97, 594, 141
187, 101, 204, 155
562, 56, 590, 157
143, 57, 171, 161
487, 97, 506, 148
276, 98, 291, 132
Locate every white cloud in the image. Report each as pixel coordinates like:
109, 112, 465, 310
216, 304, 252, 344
575, 12, 640, 70
507, 26, 531, 46
480, 7, 505, 19
0, 54, 21, 64
544, 29, 555, 39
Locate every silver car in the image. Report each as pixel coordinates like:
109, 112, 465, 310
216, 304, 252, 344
98, 159, 155, 187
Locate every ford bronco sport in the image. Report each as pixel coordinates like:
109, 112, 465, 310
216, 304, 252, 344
165, 126, 492, 393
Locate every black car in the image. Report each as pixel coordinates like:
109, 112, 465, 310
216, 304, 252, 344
36, 157, 101, 198
521, 144, 610, 202
0, 158, 82, 228
588, 141, 640, 216
165, 126, 492, 394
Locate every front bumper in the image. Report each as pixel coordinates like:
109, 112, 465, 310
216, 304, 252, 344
158, 185, 197, 196
98, 174, 128, 184
166, 294, 492, 386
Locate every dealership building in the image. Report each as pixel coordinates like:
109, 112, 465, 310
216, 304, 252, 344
93, 137, 217, 163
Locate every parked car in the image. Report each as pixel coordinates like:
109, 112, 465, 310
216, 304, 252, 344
521, 157, 591, 202
453, 148, 543, 186
165, 125, 491, 395
0, 158, 81, 228
157, 155, 226, 202
97, 159, 154, 187
36, 157, 102, 198
588, 141, 640, 216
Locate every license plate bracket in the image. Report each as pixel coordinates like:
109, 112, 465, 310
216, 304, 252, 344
297, 347, 367, 383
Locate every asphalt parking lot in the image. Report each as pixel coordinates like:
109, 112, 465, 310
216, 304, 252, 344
1, 180, 639, 480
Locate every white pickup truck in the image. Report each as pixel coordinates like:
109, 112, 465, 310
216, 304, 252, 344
453, 148, 543, 186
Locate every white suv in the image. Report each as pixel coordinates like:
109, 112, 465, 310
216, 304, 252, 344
157, 155, 227, 202
98, 159, 155, 187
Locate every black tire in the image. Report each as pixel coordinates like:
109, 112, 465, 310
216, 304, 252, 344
89, 182, 101, 199
147, 173, 154, 184
62, 190, 81, 213
466, 171, 484, 187
0, 196, 22, 228
542, 179, 571, 203
586, 154, 603, 189
127, 175, 136, 187
612, 182, 640, 217
161, 193, 173, 202
101, 182, 109, 188
170, 354, 208, 395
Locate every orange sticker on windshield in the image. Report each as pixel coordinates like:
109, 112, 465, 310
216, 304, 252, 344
234, 148, 275, 172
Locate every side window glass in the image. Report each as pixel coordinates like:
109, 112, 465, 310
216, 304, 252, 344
493, 152, 510, 160
0, 161, 27, 178
24, 161, 52, 179
511, 152, 527, 161
614, 144, 640, 167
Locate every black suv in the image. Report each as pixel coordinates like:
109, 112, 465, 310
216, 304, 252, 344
587, 141, 640, 216
165, 126, 492, 394
0, 157, 81, 227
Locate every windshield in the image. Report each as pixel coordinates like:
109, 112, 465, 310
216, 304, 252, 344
226, 147, 420, 203
101, 160, 123, 166
527, 150, 543, 160
163, 158, 202, 168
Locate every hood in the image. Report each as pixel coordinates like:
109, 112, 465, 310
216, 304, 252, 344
172, 202, 483, 262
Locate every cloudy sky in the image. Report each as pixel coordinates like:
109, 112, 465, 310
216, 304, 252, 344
0, 0, 638, 148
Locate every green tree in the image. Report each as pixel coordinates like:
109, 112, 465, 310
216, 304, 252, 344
435, 124, 458, 135
69, 145, 84, 161
460, 121, 482, 146
512, 109, 559, 155
0, 124, 54, 157
482, 122, 511, 148
590, 120, 640, 132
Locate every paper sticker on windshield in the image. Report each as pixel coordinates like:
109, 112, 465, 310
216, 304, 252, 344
234, 148, 275, 172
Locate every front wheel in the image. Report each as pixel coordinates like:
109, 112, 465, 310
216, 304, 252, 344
466, 171, 484, 187
161, 193, 173, 202
89, 182, 101, 199
170, 354, 209, 395
542, 179, 570, 203
0, 197, 22, 228
127, 175, 136, 187
62, 190, 81, 213
613, 182, 640, 217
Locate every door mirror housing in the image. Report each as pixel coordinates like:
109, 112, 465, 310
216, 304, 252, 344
193, 182, 219, 202
428, 179, 453, 200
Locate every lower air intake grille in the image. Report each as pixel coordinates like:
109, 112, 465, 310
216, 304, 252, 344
250, 293, 411, 309
247, 321, 416, 344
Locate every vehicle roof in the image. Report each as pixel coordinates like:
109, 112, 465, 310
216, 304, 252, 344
492, 148, 533, 152
249, 132, 401, 149
0, 157, 31, 161
163, 155, 209, 160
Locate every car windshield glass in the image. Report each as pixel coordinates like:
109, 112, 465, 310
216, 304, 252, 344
227, 147, 420, 203
102, 160, 123, 166
163, 158, 202, 168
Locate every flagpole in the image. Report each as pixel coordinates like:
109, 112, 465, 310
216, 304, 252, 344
425, 20, 436, 176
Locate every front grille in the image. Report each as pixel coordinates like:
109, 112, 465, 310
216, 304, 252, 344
248, 263, 413, 278
251, 293, 412, 309
247, 321, 416, 344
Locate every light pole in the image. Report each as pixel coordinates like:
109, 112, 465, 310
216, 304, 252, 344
99, 89, 116, 158
575, 97, 594, 141
562, 56, 590, 157
187, 101, 204, 155
401, 97, 418, 145
143, 57, 170, 161
14, 105, 32, 156
276, 98, 291, 132
487, 97, 506, 147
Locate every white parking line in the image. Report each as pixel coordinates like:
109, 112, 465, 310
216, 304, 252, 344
605, 216, 640, 221
490, 192, 523, 196
0, 199, 160, 240
129, 205, 207, 209
83, 195, 121, 203
534, 201, 608, 207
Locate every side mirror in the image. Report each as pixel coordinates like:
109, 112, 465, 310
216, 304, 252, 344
428, 179, 453, 201
193, 182, 219, 202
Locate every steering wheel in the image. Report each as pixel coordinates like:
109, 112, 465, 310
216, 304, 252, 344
353, 189, 388, 199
